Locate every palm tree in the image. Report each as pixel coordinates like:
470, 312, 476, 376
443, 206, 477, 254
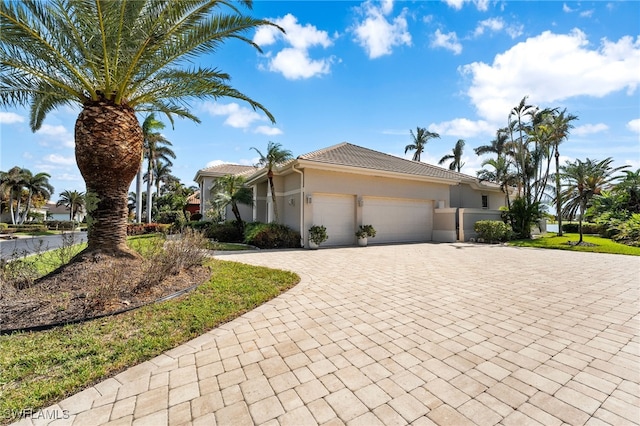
211, 174, 253, 231
251, 142, 293, 223
438, 139, 466, 172
1, 1, 278, 259
0, 167, 26, 225
405, 127, 440, 161
57, 190, 85, 221
477, 156, 515, 209
142, 115, 175, 223
474, 128, 510, 157
560, 158, 628, 243
548, 109, 578, 236
19, 170, 54, 224
136, 114, 165, 223
616, 168, 640, 214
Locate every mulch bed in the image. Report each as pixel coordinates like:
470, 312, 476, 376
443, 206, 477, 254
0, 258, 211, 332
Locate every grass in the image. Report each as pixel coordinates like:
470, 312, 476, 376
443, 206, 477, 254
208, 241, 256, 251
0, 257, 299, 424
509, 232, 640, 256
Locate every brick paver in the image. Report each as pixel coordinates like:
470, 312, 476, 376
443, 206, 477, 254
18, 243, 639, 425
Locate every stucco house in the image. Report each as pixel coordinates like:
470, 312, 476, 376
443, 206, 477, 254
195, 143, 506, 247
194, 164, 257, 222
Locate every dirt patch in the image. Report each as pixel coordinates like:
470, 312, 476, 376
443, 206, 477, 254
0, 258, 211, 332
565, 241, 597, 247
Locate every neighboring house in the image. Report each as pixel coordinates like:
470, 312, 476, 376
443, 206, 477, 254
185, 191, 201, 216
193, 164, 257, 221
195, 143, 506, 247
43, 202, 85, 222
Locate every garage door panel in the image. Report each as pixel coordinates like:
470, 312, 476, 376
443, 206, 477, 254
362, 197, 432, 243
313, 194, 356, 246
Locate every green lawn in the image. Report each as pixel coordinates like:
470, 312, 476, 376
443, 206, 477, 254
509, 233, 640, 256
0, 259, 299, 423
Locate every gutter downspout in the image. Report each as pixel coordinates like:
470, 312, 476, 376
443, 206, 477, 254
292, 164, 304, 248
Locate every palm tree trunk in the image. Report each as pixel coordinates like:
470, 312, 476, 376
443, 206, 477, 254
146, 160, 153, 223
555, 148, 563, 236
268, 175, 278, 223
9, 189, 16, 225
135, 162, 143, 223
75, 100, 142, 258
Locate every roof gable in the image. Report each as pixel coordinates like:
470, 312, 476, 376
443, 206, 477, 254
298, 142, 467, 181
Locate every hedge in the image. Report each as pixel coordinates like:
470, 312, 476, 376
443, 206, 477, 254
561, 222, 602, 234
474, 220, 512, 242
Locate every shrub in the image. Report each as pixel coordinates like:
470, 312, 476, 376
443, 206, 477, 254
204, 221, 244, 243
155, 210, 189, 232
561, 222, 602, 234
612, 214, 640, 247
244, 222, 301, 249
4, 224, 48, 233
0, 223, 8, 231
190, 213, 203, 221
186, 220, 210, 231
309, 225, 328, 245
46, 220, 78, 231
126, 223, 171, 236
474, 220, 512, 242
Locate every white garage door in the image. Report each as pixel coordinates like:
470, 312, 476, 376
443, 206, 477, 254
362, 197, 433, 243
312, 194, 356, 246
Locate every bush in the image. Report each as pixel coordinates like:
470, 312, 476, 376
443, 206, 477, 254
186, 220, 210, 231
0, 223, 8, 231
204, 221, 244, 243
612, 214, 640, 247
155, 210, 189, 232
126, 223, 171, 236
190, 213, 203, 221
244, 222, 301, 249
46, 220, 78, 231
474, 220, 512, 242
561, 222, 602, 234
4, 224, 48, 233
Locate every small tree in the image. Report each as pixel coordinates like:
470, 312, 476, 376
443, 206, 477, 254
251, 142, 293, 223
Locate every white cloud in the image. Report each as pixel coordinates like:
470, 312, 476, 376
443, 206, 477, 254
254, 126, 283, 136
474, 17, 523, 39
562, 3, 575, 13
0, 112, 25, 124
43, 154, 76, 165
429, 118, 495, 138
460, 29, 640, 123
202, 102, 263, 129
474, 18, 504, 37
36, 123, 74, 148
627, 118, 640, 133
352, 0, 412, 59
268, 48, 331, 80
444, 0, 489, 12
205, 159, 225, 168
580, 9, 594, 18
254, 13, 334, 80
573, 123, 609, 136
431, 29, 462, 55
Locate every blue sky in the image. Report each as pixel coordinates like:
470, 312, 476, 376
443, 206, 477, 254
1, 0, 639, 200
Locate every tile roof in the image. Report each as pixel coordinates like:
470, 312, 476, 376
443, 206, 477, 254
298, 142, 469, 181
197, 164, 257, 177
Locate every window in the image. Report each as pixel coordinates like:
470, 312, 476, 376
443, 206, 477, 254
481, 195, 488, 209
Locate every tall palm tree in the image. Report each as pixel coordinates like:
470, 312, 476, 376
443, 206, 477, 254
474, 128, 510, 157
560, 158, 628, 243
477, 156, 515, 209
142, 115, 175, 223
136, 114, 165, 223
1, 1, 278, 259
211, 174, 253, 231
616, 168, 640, 214
438, 139, 466, 172
548, 109, 578, 236
0, 167, 27, 225
405, 127, 440, 161
20, 170, 54, 224
57, 190, 85, 221
251, 141, 293, 223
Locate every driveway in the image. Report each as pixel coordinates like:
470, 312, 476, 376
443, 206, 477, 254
21, 243, 640, 425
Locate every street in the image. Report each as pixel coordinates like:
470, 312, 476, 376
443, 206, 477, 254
0, 232, 87, 258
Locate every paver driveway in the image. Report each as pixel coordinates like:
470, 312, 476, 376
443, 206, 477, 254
22, 243, 639, 425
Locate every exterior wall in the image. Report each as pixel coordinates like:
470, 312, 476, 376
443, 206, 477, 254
433, 208, 457, 242
198, 176, 252, 222
298, 169, 452, 246
458, 208, 503, 241
281, 174, 302, 234
450, 184, 504, 210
